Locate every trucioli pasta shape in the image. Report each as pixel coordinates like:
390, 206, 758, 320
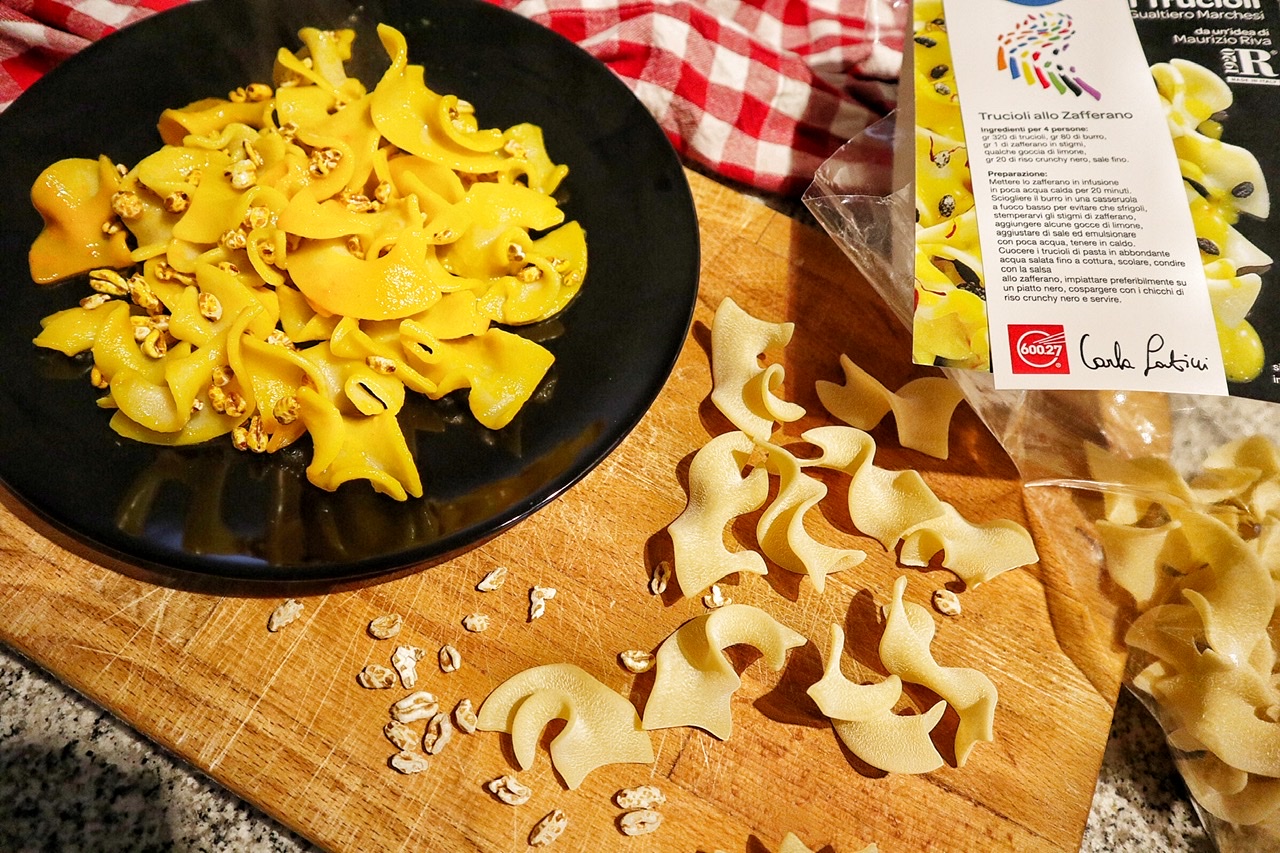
757, 440, 865, 594
879, 575, 997, 767
801, 425, 1035, 587
667, 298, 1038, 598
710, 296, 805, 442
641, 603, 807, 740
808, 623, 946, 775
815, 353, 965, 460
1089, 435, 1280, 840
29, 24, 585, 500
475, 662, 654, 790
807, 576, 999, 773
666, 430, 770, 596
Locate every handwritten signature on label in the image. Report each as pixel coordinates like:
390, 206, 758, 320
1078, 333, 1212, 376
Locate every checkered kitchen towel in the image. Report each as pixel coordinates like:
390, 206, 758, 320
0, 0, 903, 196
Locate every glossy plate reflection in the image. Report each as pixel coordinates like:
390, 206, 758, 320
0, 0, 699, 589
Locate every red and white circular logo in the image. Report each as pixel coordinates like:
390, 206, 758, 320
1008, 325, 1070, 374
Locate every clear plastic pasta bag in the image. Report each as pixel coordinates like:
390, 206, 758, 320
803, 107, 1280, 852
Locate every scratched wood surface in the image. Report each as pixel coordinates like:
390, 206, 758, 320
0, 170, 1129, 853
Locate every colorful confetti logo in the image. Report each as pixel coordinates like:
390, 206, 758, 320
996, 13, 1101, 100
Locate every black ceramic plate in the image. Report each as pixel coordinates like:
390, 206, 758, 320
0, 0, 699, 590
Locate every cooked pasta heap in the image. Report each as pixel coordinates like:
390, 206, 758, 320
28, 25, 585, 501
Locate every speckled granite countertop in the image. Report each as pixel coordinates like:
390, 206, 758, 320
1, 643, 1211, 853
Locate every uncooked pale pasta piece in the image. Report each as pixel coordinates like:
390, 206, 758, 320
1180, 752, 1280, 827
777, 835, 816, 853
1125, 604, 1208, 686
1084, 442, 1195, 525
1168, 508, 1272, 667
816, 354, 965, 459
897, 502, 1039, 588
807, 624, 945, 775
1093, 436, 1280, 836
805, 608, 948, 778
832, 702, 949, 776
879, 576, 997, 767
1204, 434, 1280, 478
808, 625, 902, 721
1188, 464, 1263, 507
666, 431, 769, 597
475, 663, 653, 790
1093, 519, 1185, 609
799, 425, 944, 550
709, 297, 804, 442
757, 441, 864, 594
642, 604, 806, 739
1154, 647, 1280, 779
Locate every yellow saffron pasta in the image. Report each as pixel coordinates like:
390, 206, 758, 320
1152, 58, 1272, 384
28, 24, 585, 500
912, 1, 989, 372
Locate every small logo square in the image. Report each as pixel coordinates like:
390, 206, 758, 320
1009, 325, 1070, 374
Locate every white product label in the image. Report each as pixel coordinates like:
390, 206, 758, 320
942, 0, 1226, 395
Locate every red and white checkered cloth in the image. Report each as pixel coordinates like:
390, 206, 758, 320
0, 0, 903, 196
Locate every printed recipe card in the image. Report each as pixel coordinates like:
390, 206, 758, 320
913, 0, 1241, 396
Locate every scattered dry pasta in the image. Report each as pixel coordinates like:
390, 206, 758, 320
801, 425, 1035, 587
879, 575, 997, 767
808, 623, 946, 775
709, 296, 805, 442
757, 439, 865, 594
668, 298, 1036, 598
29, 24, 585, 500
666, 430, 769, 596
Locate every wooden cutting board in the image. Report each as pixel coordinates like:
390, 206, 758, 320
0, 169, 1129, 853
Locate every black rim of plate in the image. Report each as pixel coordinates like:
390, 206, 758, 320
0, 0, 699, 591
